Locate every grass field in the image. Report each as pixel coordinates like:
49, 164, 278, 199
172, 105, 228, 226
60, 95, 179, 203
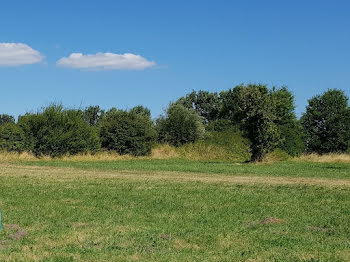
1, 158, 350, 261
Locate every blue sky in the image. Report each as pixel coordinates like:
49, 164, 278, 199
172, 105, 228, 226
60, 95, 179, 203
0, 0, 349, 119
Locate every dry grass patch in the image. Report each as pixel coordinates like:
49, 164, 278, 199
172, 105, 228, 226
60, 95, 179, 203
0, 151, 40, 162
0, 142, 246, 163
0, 151, 142, 163
172, 239, 200, 250
297, 153, 350, 163
218, 233, 251, 249
151, 144, 179, 159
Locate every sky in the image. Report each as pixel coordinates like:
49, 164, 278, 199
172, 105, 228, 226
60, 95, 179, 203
0, 0, 349, 119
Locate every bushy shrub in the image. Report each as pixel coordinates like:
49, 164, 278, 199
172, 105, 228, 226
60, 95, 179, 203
157, 103, 205, 146
100, 107, 157, 156
18, 105, 100, 157
278, 122, 304, 156
0, 123, 25, 152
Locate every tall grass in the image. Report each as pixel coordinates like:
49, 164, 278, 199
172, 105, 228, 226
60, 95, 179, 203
1, 150, 350, 164
297, 153, 350, 163
1, 138, 350, 164
0, 130, 252, 163
0, 151, 39, 162
263, 149, 291, 162
152, 130, 251, 161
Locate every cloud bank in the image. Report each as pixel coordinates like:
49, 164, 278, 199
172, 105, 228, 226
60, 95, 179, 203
57, 52, 156, 70
0, 43, 44, 66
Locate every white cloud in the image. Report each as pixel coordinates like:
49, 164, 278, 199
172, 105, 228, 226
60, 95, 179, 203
0, 43, 44, 66
57, 52, 156, 70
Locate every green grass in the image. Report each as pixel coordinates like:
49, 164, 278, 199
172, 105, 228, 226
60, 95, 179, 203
18, 158, 350, 179
0, 160, 350, 261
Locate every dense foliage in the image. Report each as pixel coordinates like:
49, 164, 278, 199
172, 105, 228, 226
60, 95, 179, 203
175, 90, 222, 123
18, 105, 100, 157
100, 107, 157, 156
270, 87, 304, 156
157, 103, 205, 146
301, 89, 350, 154
0, 114, 15, 125
82, 105, 105, 127
230, 84, 280, 161
0, 123, 25, 152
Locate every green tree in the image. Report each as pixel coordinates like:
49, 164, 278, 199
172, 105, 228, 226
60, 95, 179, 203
301, 89, 350, 154
219, 89, 235, 122
157, 103, 205, 146
175, 90, 221, 123
277, 122, 304, 156
0, 114, 15, 125
220, 85, 302, 158
83, 106, 105, 126
100, 107, 157, 156
129, 105, 151, 117
270, 86, 304, 156
0, 123, 25, 152
232, 84, 280, 161
18, 105, 100, 157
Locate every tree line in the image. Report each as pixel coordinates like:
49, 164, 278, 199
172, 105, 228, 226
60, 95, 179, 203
0, 84, 349, 161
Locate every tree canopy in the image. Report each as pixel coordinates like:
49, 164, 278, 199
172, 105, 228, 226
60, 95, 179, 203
157, 103, 205, 146
301, 89, 350, 154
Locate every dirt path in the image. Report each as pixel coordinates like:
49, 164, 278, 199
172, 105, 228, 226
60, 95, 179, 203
1, 163, 350, 187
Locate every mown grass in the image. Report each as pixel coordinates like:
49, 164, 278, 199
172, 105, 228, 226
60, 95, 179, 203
0, 159, 350, 261
14, 158, 350, 180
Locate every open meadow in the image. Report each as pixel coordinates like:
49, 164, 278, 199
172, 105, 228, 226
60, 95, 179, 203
1, 1, 350, 261
1, 157, 350, 261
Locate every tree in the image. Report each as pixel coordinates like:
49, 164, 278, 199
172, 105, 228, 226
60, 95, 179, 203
83, 106, 104, 126
232, 84, 280, 161
0, 114, 15, 125
277, 122, 304, 156
0, 123, 25, 152
301, 89, 350, 154
219, 89, 239, 123
18, 105, 100, 157
270, 86, 304, 156
175, 90, 221, 123
156, 103, 205, 146
100, 107, 157, 156
129, 105, 151, 117
270, 86, 296, 126
220, 85, 302, 158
